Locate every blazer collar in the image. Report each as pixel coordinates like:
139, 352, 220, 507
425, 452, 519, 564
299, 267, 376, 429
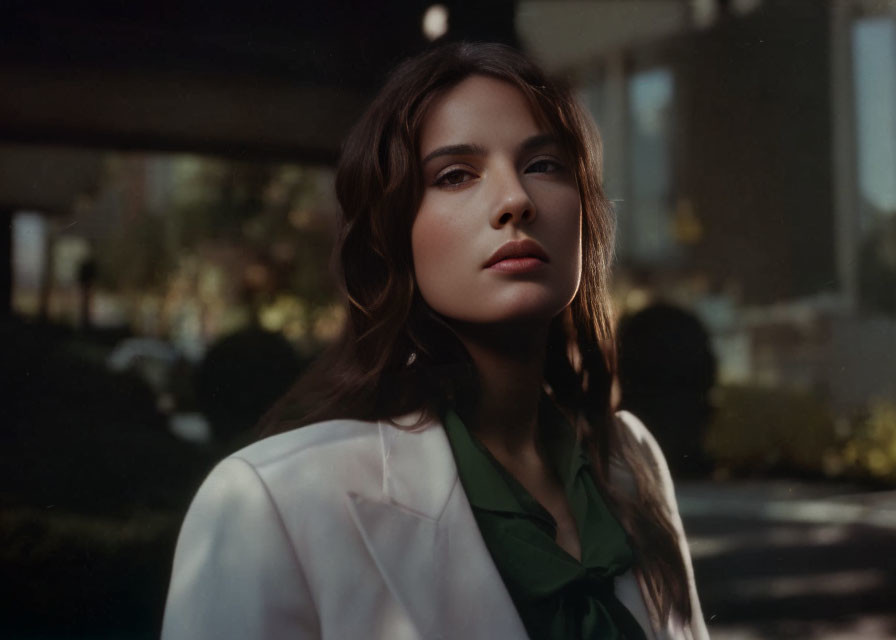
378, 412, 459, 519
345, 414, 529, 639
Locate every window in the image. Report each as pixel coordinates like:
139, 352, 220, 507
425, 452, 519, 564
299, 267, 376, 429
624, 67, 677, 264
853, 14, 896, 314
853, 16, 896, 227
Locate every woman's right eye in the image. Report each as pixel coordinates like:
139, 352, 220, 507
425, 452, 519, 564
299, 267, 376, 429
434, 168, 475, 187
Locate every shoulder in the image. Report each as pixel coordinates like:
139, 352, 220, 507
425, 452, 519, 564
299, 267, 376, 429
611, 409, 677, 508
232, 417, 383, 469
614, 411, 710, 639
164, 422, 388, 639
614, 409, 662, 455
174, 418, 392, 558
211, 413, 437, 504
219, 418, 387, 500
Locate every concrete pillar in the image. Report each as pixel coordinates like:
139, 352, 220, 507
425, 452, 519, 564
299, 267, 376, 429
830, 0, 861, 312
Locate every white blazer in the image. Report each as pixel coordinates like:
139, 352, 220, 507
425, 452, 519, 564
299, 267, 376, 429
162, 410, 708, 640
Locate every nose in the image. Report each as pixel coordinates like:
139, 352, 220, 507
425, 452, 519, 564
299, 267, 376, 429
489, 167, 536, 229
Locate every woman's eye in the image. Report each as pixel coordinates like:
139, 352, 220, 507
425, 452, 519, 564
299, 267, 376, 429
526, 158, 563, 174
435, 168, 474, 187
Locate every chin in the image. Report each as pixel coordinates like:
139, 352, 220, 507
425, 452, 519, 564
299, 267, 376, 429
424, 282, 577, 326
468, 297, 572, 326
498, 288, 575, 320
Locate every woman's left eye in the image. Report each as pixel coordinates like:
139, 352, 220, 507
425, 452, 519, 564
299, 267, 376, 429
525, 158, 564, 174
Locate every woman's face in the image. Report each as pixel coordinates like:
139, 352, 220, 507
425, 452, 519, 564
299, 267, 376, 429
411, 75, 583, 327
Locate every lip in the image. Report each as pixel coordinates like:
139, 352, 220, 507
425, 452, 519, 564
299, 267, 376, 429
483, 238, 550, 269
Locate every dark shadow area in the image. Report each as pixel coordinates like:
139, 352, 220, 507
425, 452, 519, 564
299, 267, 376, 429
0, 317, 215, 637
195, 326, 306, 450
618, 302, 716, 478
0, 316, 311, 637
684, 512, 896, 638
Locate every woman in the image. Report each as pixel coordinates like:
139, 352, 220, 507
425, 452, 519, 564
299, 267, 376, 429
162, 42, 708, 640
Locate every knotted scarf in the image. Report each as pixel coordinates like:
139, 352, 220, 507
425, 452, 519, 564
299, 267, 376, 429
442, 407, 648, 640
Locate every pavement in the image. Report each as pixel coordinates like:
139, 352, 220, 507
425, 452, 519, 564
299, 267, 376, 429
677, 480, 896, 639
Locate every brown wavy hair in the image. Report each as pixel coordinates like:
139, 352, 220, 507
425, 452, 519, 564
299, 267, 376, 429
259, 41, 691, 625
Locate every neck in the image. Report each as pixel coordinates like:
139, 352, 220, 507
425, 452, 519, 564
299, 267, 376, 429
450, 320, 549, 455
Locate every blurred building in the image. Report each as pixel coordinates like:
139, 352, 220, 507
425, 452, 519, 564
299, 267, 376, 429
520, 0, 896, 410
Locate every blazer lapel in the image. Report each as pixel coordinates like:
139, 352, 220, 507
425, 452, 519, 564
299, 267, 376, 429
346, 416, 528, 639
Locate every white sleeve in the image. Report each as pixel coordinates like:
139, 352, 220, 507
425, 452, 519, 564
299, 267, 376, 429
615, 410, 710, 640
161, 457, 320, 640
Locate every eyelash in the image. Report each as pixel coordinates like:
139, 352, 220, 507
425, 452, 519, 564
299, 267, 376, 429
526, 158, 564, 174
433, 168, 475, 188
432, 157, 565, 188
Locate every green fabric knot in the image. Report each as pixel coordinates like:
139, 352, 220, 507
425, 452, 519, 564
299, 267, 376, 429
442, 406, 648, 640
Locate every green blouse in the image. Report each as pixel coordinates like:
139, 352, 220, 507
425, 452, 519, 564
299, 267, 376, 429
442, 407, 648, 640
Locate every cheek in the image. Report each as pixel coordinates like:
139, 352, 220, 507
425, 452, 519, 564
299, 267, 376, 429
410, 213, 435, 274
411, 205, 457, 305
547, 191, 583, 278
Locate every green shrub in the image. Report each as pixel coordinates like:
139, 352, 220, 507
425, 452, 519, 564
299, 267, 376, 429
704, 385, 839, 477
837, 399, 896, 482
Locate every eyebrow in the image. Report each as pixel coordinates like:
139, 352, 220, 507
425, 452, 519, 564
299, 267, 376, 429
520, 133, 558, 153
421, 133, 559, 165
421, 143, 486, 165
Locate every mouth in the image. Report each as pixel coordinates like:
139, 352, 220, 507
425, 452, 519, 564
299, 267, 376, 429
483, 238, 550, 269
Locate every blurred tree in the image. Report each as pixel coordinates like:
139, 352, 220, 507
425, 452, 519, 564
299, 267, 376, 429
93, 155, 338, 342
96, 212, 172, 293
840, 399, 896, 482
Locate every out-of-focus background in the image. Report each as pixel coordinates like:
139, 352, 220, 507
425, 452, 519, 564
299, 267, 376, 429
1, 1, 894, 638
